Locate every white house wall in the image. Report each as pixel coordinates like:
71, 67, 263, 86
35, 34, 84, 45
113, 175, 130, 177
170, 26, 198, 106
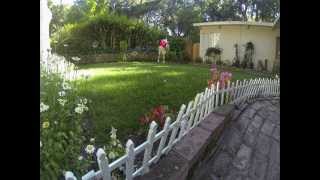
199, 25, 279, 71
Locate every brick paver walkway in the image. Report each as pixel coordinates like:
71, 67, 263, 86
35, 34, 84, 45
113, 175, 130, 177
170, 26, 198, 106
192, 98, 280, 180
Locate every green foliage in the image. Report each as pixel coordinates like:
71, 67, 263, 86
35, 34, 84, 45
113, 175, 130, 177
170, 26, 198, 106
40, 68, 90, 179
52, 13, 164, 57
205, 47, 222, 56
232, 43, 240, 67
242, 42, 255, 69
119, 40, 128, 62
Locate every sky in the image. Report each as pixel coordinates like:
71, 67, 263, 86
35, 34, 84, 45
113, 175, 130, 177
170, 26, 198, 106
51, 0, 74, 5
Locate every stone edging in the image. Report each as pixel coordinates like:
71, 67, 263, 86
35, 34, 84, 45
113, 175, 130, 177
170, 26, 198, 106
135, 96, 279, 180
135, 104, 236, 180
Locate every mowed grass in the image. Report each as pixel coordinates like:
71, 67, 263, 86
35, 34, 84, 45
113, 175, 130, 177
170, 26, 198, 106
76, 62, 266, 144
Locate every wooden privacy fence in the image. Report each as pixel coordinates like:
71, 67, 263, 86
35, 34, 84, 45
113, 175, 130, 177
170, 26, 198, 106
65, 77, 280, 180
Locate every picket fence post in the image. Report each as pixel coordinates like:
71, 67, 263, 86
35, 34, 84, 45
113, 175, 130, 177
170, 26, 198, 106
156, 117, 171, 162
210, 84, 216, 111
225, 81, 231, 104
125, 140, 135, 180
203, 88, 210, 117
167, 104, 186, 150
215, 82, 220, 108
65, 171, 77, 180
200, 88, 209, 121
208, 84, 213, 113
97, 148, 111, 180
187, 94, 200, 130
142, 121, 158, 174
193, 93, 203, 127
179, 101, 193, 139
234, 80, 239, 102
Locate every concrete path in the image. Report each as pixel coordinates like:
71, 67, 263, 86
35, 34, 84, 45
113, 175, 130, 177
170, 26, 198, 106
192, 98, 280, 180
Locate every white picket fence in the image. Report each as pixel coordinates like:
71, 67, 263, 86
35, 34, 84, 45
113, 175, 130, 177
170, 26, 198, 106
65, 77, 280, 180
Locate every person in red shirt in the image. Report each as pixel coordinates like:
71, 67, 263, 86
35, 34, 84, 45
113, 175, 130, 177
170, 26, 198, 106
157, 38, 169, 63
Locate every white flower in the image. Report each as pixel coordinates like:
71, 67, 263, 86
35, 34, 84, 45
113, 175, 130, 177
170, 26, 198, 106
90, 138, 95, 142
112, 140, 117, 146
80, 98, 88, 105
117, 143, 123, 148
92, 41, 98, 48
110, 127, 117, 139
58, 91, 66, 97
40, 102, 49, 113
75, 103, 89, 114
58, 98, 67, 106
75, 106, 84, 114
62, 82, 71, 90
85, 145, 95, 154
78, 156, 84, 161
54, 121, 58, 125
72, 57, 81, 61
40, 141, 42, 148
63, 44, 68, 47
108, 151, 116, 159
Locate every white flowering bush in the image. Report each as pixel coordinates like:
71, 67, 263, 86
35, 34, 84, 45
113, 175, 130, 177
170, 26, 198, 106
40, 55, 91, 179
104, 127, 124, 160
40, 54, 125, 179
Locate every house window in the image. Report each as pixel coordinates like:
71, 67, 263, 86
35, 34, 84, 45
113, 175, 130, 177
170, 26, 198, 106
210, 33, 220, 47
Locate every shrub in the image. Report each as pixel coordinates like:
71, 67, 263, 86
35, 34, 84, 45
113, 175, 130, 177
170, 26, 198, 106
232, 43, 240, 67
51, 14, 165, 57
205, 47, 222, 57
40, 55, 91, 179
139, 105, 176, 129
242, 42, 255, 69
40, 54, 125, 179
205, 47, 223, 64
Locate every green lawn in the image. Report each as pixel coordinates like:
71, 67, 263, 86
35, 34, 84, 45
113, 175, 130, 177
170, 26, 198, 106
76, 62, 270, 144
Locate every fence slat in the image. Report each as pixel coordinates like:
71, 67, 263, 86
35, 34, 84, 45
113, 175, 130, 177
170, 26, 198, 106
208, 85, 213, 114
254, 78, 258, 98
257, 78, 262, 97
263, 78, 267, 97
179, 101, 193, 139
97, 148, 111, 180
215, 82, 220, 108
142, 121, 158, 174
239, 80, 245, 102
65, 171, 77, 180
210, 84, 216, 111
155, 117, 171, 162
187, 94, 200, 130
82, 170, 96, 180
206, 87, 213, 116
229, 82, 235, 102
192, 93, 203, 127
202, 88, 209, 120
225, 81, 231, 104
249, 79, 254, 100
202, 88, 209, 118
233, 80, 239, 102
268, 78, 272, 96
220, 82, 225, 106
167, 104, 186, 151
125, 140, 135, 180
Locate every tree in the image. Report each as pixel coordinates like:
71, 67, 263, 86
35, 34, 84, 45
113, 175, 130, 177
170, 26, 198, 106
48, 0, 70, 35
